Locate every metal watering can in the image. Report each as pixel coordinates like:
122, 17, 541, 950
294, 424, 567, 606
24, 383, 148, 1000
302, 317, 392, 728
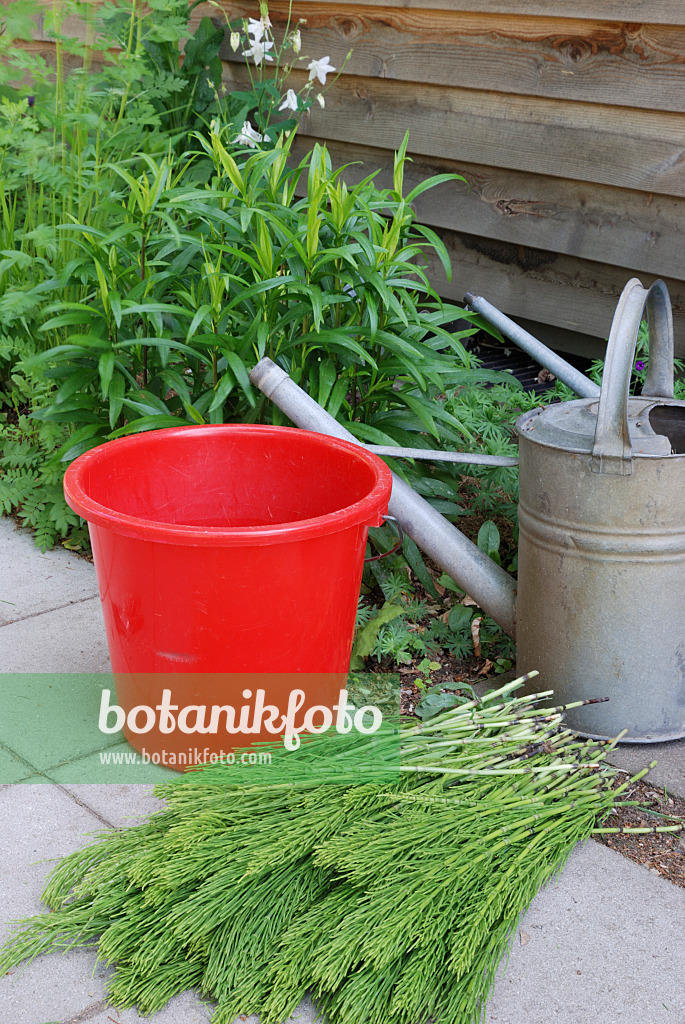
250, 278, 685, 743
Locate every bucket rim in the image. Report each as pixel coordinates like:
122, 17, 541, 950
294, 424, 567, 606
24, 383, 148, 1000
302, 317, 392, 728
63, 424, 393, 546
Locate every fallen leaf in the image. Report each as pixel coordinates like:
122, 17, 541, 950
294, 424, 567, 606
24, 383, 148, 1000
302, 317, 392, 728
461, 595, 478, 607
471, 616, 482, 658
477, 658, 494, 677
537, 368, 556, 383
519, 929, 531, 946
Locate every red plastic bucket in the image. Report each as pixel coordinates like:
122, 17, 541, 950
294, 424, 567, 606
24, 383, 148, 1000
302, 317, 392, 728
64, 425, 392, 766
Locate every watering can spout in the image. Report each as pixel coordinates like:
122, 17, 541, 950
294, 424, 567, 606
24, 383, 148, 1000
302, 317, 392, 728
250, 358, 518, 638
464, 292, 600, 400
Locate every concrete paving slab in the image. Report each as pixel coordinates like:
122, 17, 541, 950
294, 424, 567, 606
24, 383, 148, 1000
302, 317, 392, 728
0, 785, 107, 940
57, 783, 164, 829
607, 740, 685, 803
3, 953, 216, 1024
0, 672, 118, 772
486, 840, 685, 1024
0, 598, 110, 672
0, 743, 40, 785
0, 519, 99, 626
46, 741, 178, 786
0, 784, 214, 1024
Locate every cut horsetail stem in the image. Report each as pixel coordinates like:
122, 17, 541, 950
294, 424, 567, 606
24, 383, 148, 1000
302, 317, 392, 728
1, 678, 682, 1024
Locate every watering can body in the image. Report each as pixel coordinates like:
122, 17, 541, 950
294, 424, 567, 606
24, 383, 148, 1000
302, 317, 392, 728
515, 280, 685, 741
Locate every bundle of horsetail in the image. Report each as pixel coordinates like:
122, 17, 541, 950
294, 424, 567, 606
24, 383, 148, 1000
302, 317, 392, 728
2, 676, 681, 1024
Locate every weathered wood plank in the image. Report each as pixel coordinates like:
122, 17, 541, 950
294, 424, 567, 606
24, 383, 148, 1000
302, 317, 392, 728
288, 142, 685, 347
426, 229, 685, 354
284, 147, 685, 353
219, 65, 685, 197
288, 136, 685, 282
253, 0, 685, 24
214, 3, 685, 113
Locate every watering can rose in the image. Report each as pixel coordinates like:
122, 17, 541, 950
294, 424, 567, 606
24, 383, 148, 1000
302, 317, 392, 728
99, 688, 383, 750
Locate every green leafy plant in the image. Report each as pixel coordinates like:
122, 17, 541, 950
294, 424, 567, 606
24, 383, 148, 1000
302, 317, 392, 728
414, 678, 475, 720
9, 127, 509, 551
350, 601, 404, 671
0, 0, 349, 548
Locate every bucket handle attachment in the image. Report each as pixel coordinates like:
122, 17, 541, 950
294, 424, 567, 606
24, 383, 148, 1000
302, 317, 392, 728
364, 514, 404, 563
591, 278, 674, 476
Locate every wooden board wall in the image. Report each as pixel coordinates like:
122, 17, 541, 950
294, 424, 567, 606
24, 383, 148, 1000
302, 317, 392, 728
22, 1, 685, 352
211, 0, 685, 353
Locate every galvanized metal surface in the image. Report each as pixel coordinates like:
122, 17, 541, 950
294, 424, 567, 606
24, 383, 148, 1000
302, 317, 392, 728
591, 278, 674, 475
516, 279, 685, 742
365, 444, 518, 467
250, 358, 518, 637
464, 291, 601, 400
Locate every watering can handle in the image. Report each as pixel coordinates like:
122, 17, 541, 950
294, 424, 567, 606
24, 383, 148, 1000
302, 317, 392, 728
591, 278, 674, 475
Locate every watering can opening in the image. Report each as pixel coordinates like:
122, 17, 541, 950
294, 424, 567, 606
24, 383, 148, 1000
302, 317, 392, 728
648, 405, 685, 454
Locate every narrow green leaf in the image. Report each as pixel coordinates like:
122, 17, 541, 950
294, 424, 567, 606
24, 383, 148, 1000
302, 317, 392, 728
477, 520, 501, 564
107, 415, 186, 439
108, 372, 125, 430
317, 359, 337, 408
208, 371, 235, 412
326, 377, 349, 419
403, 536, 440, 600
98, 351, 115, 401
224, 351, 255, 407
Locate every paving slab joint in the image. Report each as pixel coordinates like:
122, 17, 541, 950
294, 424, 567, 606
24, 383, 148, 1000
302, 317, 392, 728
0, 594, 101, 629
57, 998, 109, 1023
57, 784, 118, 831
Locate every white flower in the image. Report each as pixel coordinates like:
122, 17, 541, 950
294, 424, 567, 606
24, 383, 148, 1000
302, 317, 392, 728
242, 39, 274, 65
230, 31, 241, 52
234, 121, 263, 147
247, 16, 265, 41
290, 28, 301, 54
307, 56, 335, 85
278, 88, 299, 112
316, 92, 325, 108
247, 15, 271, 41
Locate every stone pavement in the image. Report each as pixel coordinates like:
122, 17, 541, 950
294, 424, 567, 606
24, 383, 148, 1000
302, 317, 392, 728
1, 516, 684, 1024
